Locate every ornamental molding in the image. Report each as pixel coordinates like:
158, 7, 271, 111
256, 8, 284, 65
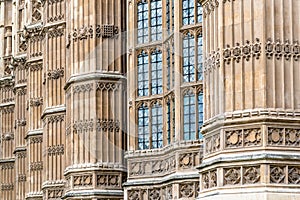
68, 24, 119, 46
96, 82, 121, 91
1, 183, 14, 191
265, 38, 299, 61
73, 175, 93, 187
223, 39, 261, 65
128, 185, 173, 200
202, 170, 217, 189
202, 0, 219, 18
204, 49, 220, 73
47, 68, 64, 80
18, 174, 26, 182
97, 174, 122, 188
30, 161, 43, 171
1, 106, 15, 114
225, 128, 261, 148
16, 119, 27, 127
73, 83, 93, 93
179, 182, 199, 198
48, 144, 64, 156
29, 97, 43, 107
268, 127, 300, 146
46, 114, 65, 124
1, 163, 14, 170
2, 133, 14, 141
30, 136, 43, 144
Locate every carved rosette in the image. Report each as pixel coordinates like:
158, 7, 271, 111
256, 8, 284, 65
224, 168, 241, 185
243, 166, 260, 184
205, 132, 220, 154
179, 182, 199, 198
270, 166, 285, 184
225, 128, 262, 149
288, 166, 300, 184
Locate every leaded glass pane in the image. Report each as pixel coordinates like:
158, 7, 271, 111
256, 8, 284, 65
182, 0, 195, 25
151, 50, 163, 95
183, 33, 195, 82
138, 106, 150, 150
198, 35, 203, 80
150, 0, 163, 41
198, 92, 204, 139
183, 93, 196, 140
197, 2, 203, 23
137, 2, 149, 44
152, 104, 163, 149
138, 52, 149, 96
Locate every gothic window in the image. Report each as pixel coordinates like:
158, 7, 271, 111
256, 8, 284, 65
137, 1, 149, 44
182, 0, 203, 26
198, 92, 204, 139
183, 33, 195, 82
150, 0, 163, 41
198, 35, 203, 81
151, 103, 163, 149
183, 92, 196, 140
151, 50, 163, 95
138, 106, 150, 150
166, 0, 171, 34
138, 51, 149, 96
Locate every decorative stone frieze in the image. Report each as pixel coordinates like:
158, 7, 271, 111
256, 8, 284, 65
265, 38, 299, 61
30, 161, 43, 171
2, 133, 14, 141
179, 182, 199, 198
48, 14, 65, 23
204, 50, 220, 72
73, 83, 93, 93
1, 183, 14, 191
47, 114, 65, 123
29, 97, 43, 107
268, 127, 300, 147
224, 167, 241, 185
202, 170, 217, 189
18, 174, 27, 182
96, 119, 120, 132
205, 132, 220, 154
73, 175, 93, 187
47, 188, 64, 199
48, 144, 64, 156
70, 24, 119, 43
1, 163, 14, 170
29, 63, 43, 71
243, 166, 260, 184
129, 155, 176, 177
16, 151, 27, 158
96, 82, 121, 91
128, 185, 173, 200
288, 166, 300, 184
97, 174, 121, 188
32, 0, 43, 22
16, 119, 27, 127
30, 136, 43, 144
225, 128, 261, 149
1, 106, 15, 114
73, 119, 94, 133
223, 39, 261, 65
179, 151, 200, 169
270, 166, 285, 184
47, 68, 64, 80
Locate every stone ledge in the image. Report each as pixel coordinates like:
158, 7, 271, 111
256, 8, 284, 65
62, 189, 123, 198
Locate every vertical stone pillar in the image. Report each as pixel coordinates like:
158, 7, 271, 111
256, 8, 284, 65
64, 0, 126, 199
198, 0, 300, 199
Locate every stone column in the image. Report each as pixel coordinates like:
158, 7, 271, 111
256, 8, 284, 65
198, 0, 300, 199
64, 0, 126, 199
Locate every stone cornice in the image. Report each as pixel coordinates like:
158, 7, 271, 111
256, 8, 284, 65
64, 72, 126, 91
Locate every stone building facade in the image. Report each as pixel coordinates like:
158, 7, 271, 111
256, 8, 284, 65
0, 0, 299, 200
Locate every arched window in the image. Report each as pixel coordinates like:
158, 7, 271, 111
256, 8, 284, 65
138, 105, 150, 150
183, 92, 196, 140
150, 0, 163, 41
138, 51, 149, 96
137, 1, 149, 44
151, 103, 163, 148
183, 33, 195, 82
151, 50, 163, 95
